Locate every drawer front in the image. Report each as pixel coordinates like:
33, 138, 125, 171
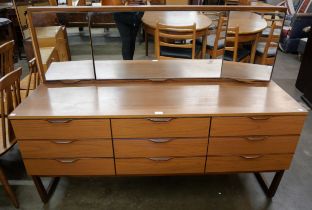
206, 154, 293, 173
211, 116, 306, 136
209, 136, 299, 155
19, 139, 113, 158
24, 158, 115, 176
116, 157, 206, 175
12, 119, 111, 139
112, 118, 210, 138
114, 138, 208, 158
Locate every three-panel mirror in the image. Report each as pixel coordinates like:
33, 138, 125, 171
27, 4, 286, 82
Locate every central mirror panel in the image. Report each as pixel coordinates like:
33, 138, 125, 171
90, 10, 227, 80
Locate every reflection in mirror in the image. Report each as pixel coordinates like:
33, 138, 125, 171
221, 11, 285, 81
30, 11, 93, 80
90, 10, 225, 79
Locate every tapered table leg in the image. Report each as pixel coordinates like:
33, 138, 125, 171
254, 170, 284, 198
32, 176, 60, 203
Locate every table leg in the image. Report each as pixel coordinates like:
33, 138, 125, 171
201, 34, 207, 59
254, 170, 284, 198
250, 33, 260, 63
32, 176, 60, 203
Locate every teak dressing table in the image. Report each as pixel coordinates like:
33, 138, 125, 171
9, 60, 307, 202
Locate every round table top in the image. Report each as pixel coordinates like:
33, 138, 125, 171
142, 11, 212, 31
228, 11, 267, 35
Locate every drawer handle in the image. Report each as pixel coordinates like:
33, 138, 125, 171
146, 118, 174, 123
245, 136, 268, 141
249, 116, 271, 120
148, 157, 172, 161
47, 119, 72, 124
55, 159, 78, 163
148, 138, 173, 143
52, 140, 75, 144
240, 155, 263, 159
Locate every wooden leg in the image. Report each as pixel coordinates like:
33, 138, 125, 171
250, 33, 260, 63
32, 176, 60, 203
254, 170, 284, 198
201, 34, 207, 59
145, 31, 149, 56
0, 166, 19, 208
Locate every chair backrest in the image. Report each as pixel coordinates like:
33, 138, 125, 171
262, 22, 280, 59
225, 26, 239, 61
155, 23, 196, 59
0, 40, 14, 77
213, 16, 228, 52
0, 68, 22, 151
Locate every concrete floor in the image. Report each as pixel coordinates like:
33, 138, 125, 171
1, 28, 311, 210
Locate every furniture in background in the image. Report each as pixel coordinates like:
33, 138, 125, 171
296, 28, 312, 108
205, 15, 227, 58
255, 22, 281, 65
155, 23, 200, 59
142, 11, 212, 58
228, 11, 267, 63
280, 13, 312, 53
0, 68, 22, 208
0, 40, 14, 77
224, 26, 250, 62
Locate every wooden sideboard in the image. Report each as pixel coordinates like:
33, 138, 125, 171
8, 60, 307, 202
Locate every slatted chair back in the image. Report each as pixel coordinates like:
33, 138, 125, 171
0, 68, 22, 150
26, 58, 40, 97
225, 26, 239, 61
0, 40, 14, 77
155, 23, 196, 59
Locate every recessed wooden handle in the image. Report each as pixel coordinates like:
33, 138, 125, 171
55, 159, 78, 163
148, 157, 172, 161
240, 155, 263, 159
249, 116, 271, 120
146, 118, 174, 122
148, 138, 173, 143
47, 119, 72, 124
52, 140, 74, 144
245, 136, 268, 141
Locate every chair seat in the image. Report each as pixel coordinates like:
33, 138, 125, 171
223, 48, 250, 61
197, 34, 225, 50
160, 44, 201, 59
256, 42, 278, 57
20, 74, 37, 90
262, 27, 282, 37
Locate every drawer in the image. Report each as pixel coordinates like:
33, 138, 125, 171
210, 116, 306, 136
116, 157, 206, 175
114, 138, 208, 158
19, 139, 113, 158
24, 158, 115, 176
12, 119, 111, 139
209, 136, 299, 155
112, 118, 210, 138
206, 154, 293, 173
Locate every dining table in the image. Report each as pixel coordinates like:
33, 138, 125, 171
142, 11, 212, 58
228, 11, 267, 63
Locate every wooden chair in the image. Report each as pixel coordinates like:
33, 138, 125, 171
0, 40, 14, 77
155, 23, 200, 59
224, 0, 239, 5
223, 26, 250, 62
25, 58, 40, 97
256, 22, 281, 65
206, 16, 227, 59
0, 68, 22, 209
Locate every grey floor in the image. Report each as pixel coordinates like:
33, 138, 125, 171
1, 28, 311, 210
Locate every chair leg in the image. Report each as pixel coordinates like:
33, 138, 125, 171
32, 176, 60, 203
0, 166, 19, 208
254, 170, 284, 198
25, 70, 34, 97
145, 31, 149, 56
